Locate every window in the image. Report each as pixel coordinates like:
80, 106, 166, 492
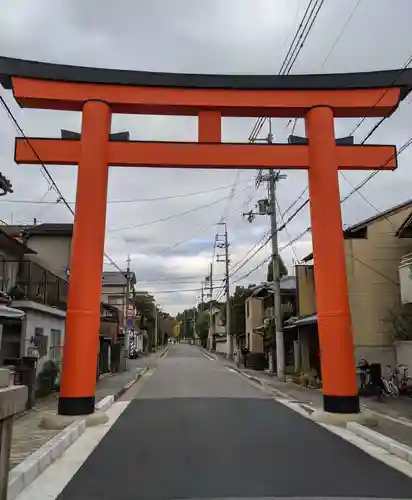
246, 300, 250, 318
108, 295, 124, 306
50, 329, 62, 362
33, 327, 48, 357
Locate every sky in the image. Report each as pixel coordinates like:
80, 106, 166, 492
1, 0, 412, 315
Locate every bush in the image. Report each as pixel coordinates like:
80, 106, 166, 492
36, 360, 59, 397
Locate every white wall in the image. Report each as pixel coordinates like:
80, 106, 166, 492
22, 308, 66, 373
26, 235, 72, 280
395, 341, 412, 372
215, 338, 227, 355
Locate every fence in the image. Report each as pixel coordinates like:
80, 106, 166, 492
5, 261, 68, 310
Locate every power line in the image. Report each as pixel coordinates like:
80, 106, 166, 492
341, 134, 412, 204
349, 53, 412, 137
0, 94, 125, 274
282, 186, 309, 216
233, 228, 311, 284
234, 132, 412, 278
0, 183, 239, 205
319, 0, 363, 70
108, 194, 230, 233
150, 286, 223, 294
263, 55, 412, 247
281, 0, 326, 75
351, 255, 400, 287
108, 184, 252, 233
248, 0, 325, 143
276, 197, 300, 262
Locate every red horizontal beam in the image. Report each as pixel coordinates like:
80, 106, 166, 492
12, 77, 401, 118
14, 139, 397, 171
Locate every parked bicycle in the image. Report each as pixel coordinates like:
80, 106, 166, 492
381, 364, 412, 398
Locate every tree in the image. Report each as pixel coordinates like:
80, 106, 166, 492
228, 285, 256, 341
267, 256, 288, 283
196, 311, 209, 347
133, 292, 155, 328
133, 292, 156, 351
387, 308, 412, 341
176, 308, 197, 338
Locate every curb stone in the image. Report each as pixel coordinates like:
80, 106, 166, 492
8, 419, 86, 500
347, 422, 412, 464
114, 366, 148, 401
7, 364, 149, 499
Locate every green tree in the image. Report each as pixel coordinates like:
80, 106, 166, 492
196, 310, 209, 347
176, 308, 197, 338
267, 256, 288, 283
133, 292, 156, 351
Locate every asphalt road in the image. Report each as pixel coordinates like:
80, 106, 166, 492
58, 344, 412, 500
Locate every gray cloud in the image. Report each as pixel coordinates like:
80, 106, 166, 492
1, 0, 412, 314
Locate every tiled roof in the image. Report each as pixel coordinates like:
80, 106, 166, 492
3, 223, 73, 236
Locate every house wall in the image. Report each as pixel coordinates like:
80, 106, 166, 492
101, 284, 127, 323
245, 297, 264, 353
296, 265, 316, 317
347, 208, 412, 366
21, 307, 66, 373
215, 337, 227, 355
25, 235, 72, 280
297, 206, 412, 367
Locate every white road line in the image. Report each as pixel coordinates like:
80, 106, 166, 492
227, 366, 412, 479
15, 369, 156, 500
200, 351, 216, 362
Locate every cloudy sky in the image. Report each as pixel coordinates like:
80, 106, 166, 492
1, 0, 412, 315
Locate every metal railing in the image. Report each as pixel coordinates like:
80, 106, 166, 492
5, 261, 68, 310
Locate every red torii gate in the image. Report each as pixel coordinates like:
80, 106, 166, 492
1, 57, 411, 417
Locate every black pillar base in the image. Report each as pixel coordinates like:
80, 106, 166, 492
323, 394, 360, 414
58, 396, 95, 416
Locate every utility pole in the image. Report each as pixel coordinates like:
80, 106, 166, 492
243, 119, 286, 379
124, 254, 131, 369
205, 264, 214, 350
217, 222, 232, 359
155, 305, 159, 350
268, 168, 285, 380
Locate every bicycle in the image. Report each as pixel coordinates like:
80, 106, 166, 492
381, 365, 400, 398
397, 364, 412, 396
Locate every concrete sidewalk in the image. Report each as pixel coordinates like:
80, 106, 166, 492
208, 349, 412, 449
10, 352, 162, 469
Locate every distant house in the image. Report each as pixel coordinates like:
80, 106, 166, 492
244, 276, 297, 369
101, 271, 137, 325
207, 303, 226, 353
291, 198, 412, 378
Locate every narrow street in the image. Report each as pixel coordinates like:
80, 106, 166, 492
52, 343, 412, 500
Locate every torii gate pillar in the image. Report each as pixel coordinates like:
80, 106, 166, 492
59, 101, 112, 415
1, 57, 411, 417
306, 106, 357, 412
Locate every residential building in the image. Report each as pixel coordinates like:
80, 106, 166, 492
0, 226, 67, 372
207, 304, 226, 353
292, 199, 412, 378
6, 223, 73, 280
101, 271, 137, 324
244, 276, 297, 369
